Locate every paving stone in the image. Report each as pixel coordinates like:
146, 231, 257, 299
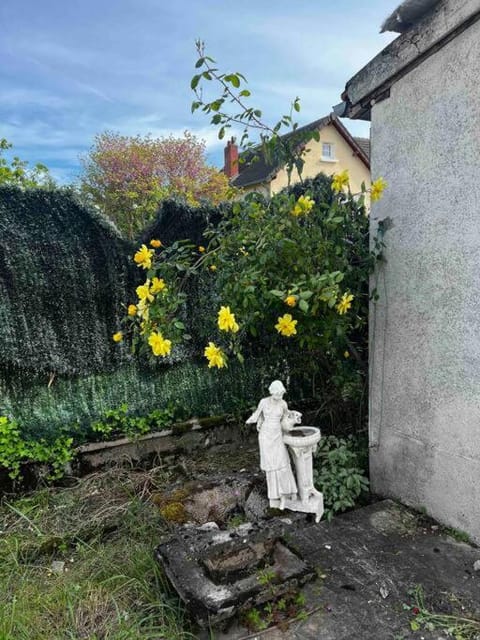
206, 500, 480, 639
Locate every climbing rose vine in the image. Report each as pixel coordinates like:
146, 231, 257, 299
114, 171, 386, 372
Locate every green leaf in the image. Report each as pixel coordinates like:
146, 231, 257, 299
195, 57, 205, 68
410, 620, 420, 632
190, 75, 200, 90
299, 291, 313, 300
239, 89, 251, 97
270, 289, 285, 298
299, 299, 309, 313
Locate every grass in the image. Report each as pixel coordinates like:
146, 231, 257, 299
0, 467, 197, 640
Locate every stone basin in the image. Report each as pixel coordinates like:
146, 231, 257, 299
283, 426, 321, 448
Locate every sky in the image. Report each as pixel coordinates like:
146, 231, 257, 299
0, 0, 398, 184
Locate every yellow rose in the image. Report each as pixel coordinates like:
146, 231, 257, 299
127, 304, 137, 316
370, 177, 387, 202
284, 295, 297, 307
331, 170, 350, 193
275, 314, 298, 337
150, 277, 166, 295
290, 195, 315, 217
204, 342, 226, 368
148, 331, 172, 357
133, 244, 154, 270
136, 281, 153, 303
137, 299, 149, 321
217, 306, 239, 333
336, 293, 354, 315
112, 331, 123, 343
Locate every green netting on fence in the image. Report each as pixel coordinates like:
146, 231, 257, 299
0, 357, 295, 440
0, 179, 368, 441
0, 186, 137, 376
141, 198, 225, 246
0, 188, 287, 439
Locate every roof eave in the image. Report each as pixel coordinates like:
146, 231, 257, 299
343, 0, 480, 120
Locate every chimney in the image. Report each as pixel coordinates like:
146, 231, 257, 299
224, 138, 239, 179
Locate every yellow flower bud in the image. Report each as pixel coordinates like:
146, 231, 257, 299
128, 304, 137, 316
112, 332, 123, 342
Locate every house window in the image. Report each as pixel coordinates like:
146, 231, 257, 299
321, 142, 335, 161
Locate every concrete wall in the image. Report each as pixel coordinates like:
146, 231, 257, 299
369, 20, 480, 542
270, 123, 371, 196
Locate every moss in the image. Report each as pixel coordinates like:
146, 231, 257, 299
159, 502, 188, 524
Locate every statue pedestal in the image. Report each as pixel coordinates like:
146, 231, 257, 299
282, 427, 324, 523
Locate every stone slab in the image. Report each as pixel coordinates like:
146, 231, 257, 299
210, 500, 480, 639
156, 518, 315, 628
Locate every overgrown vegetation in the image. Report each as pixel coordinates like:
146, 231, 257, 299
313, 434, 369, 520
90, 403, 175, 441
0, 468, 196, 640
116, 173, 379, 435
0, 416, 73, 481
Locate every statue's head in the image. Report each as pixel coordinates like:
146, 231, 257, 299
269, 380, 286, 400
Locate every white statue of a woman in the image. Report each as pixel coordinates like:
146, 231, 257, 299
246, 380, 298, 509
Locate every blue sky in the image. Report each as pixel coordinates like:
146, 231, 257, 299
0, 0, 397, 184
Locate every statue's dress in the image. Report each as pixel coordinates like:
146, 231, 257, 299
247, 397, 297, 501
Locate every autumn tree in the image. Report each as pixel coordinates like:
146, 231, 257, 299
79, 131, 235, 238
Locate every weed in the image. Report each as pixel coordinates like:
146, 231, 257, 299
404, 585, 480, 639
444, 527, 473, 545
240, 586, 309, 633
226, 513, 247, 528
313, 434, 369, 520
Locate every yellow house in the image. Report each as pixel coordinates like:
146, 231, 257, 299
224, 113, 370, 198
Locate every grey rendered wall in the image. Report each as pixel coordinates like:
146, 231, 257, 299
369, 21, 480, 543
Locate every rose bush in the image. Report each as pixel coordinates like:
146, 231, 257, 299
114, 170, 385, 433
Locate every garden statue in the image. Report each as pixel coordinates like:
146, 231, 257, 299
246, 380, 298, 509
247, 380, 324, 522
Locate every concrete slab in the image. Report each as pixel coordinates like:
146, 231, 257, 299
211, 500, 480, 639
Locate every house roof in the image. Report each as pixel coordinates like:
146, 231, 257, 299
354, 137, 370, 160
231, 113, 370, 188
339, 0, 480, 121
